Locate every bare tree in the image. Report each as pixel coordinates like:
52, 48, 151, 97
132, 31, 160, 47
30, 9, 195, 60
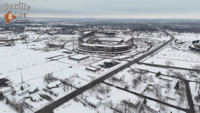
43, 73, 56, 83
173, 72, 185, 80
166, 82, 171, 96
192, 65, 200, 74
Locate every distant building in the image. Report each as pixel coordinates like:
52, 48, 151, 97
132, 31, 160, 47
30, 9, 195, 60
189, 40, 200, 52
68, 54, 89, 61
77, 31, 134, 54
46, 80, 62, 89
47, 42, 66, 49
85, 66, 101, 72
122, 98, 141, 109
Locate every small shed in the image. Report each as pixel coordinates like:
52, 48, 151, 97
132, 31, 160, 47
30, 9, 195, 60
85, 97, 102, 108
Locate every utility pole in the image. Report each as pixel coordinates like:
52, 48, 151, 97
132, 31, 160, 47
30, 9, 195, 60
137, 33, 139, 48
18, 68, 24, 83
132, 35, 134, 46
72, 37, 75, 51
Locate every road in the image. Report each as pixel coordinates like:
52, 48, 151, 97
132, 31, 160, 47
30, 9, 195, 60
185, 81, 195, 113
138, 62, 200, 72
35, 31, 174, 113
104, 68, 196, 113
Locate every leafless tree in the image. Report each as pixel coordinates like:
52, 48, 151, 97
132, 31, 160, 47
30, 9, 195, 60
132, 79, 139, 89
192, 65, 200, 74
166, 82, 171, 95
173, 72, 185, 80
43, 73, 56, 83
107, 100, 114, 108
155, 85, 161, 100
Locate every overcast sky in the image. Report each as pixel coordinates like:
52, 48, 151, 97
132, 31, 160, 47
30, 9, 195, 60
0, 0, 200, 18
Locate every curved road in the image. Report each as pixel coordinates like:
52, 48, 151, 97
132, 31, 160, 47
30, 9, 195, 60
35, 30, 175, 113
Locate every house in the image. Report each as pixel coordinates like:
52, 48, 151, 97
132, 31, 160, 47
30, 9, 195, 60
30, 95, 42, 102
18, 90, 28, 96
28, 87, 39, 95
86, 66, 101, 72
112, 76, 122, 82
189, 40, 200, 52
85, 97, 102, 108
46, 80, 62, 89
100, 61, 119, 68
47, 42, 65, 49
0, 42, 9, 46
96, 94, 105, 100
122, 97, 141, 109
146, 105, 160, 113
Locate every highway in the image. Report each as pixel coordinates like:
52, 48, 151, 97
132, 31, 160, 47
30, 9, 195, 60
35, 31, 175, 113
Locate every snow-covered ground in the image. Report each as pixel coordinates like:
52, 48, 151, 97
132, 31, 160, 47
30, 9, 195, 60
142, 32, 200, 69
0, 101, 17, 113
1, 29, 198, 113
142, 47, 200, 68
55, 83, 186, 113
105, 64, 189, 109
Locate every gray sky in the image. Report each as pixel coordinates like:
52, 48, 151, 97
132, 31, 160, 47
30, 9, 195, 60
0, 0, 200, 18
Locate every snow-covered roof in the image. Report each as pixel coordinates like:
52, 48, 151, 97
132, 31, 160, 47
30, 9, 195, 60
159, 76, 173, 81
28, 87, 37, 92
47, 41, 65, 45
31, 94, 41, 100
83, 31, 92, 34
81, 43, 128, 47
47, 80, 61, 88
148, 105, 160, 112
131, 98, 140, 105
69, 54, 89, 60
85, 97, 101, 105
124, 96, 140, 105
97, 94, 105, 100
86, 66, 100, 71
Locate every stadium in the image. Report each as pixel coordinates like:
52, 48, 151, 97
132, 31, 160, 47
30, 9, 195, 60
77, 31, 134, 54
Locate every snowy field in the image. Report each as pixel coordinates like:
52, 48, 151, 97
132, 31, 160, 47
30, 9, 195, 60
55, 83, 186, 113
0, 32, 128, 112
142, 32, 200, 69
0, 28, 197, 113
